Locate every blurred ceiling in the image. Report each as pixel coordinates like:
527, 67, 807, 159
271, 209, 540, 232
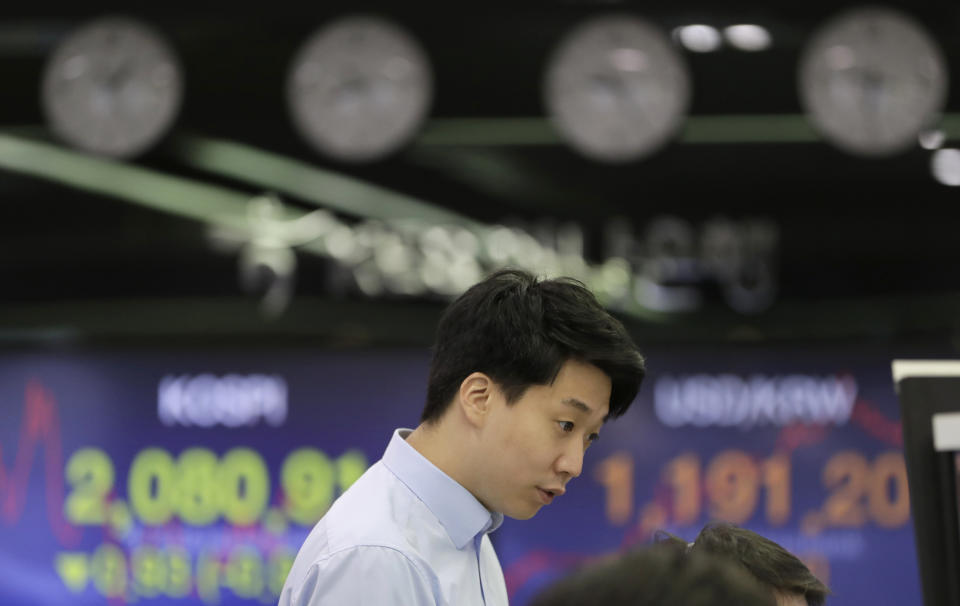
1, 2, 959, 344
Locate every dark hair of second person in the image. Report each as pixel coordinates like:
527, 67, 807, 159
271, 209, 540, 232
529, 541, 776, 606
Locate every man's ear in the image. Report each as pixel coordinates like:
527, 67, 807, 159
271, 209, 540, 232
457, 372, 496, 427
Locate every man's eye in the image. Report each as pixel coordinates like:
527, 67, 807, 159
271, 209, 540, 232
558, 421, 575, 432
587, 433, 600, 444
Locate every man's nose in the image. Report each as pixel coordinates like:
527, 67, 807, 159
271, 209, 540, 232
556, 442, 585, 479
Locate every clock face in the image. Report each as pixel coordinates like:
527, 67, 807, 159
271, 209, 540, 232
799, 7, 948, 157
544, 15, 691, 163
286, 15, 433, 162
42, 16, 183, 158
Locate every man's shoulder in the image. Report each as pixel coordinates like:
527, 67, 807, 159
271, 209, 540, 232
281, 461, 446, 605
312, 459, 425, 551
279, 544, 440, 606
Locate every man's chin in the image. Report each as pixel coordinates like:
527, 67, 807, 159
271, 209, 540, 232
503, 504, 542, 521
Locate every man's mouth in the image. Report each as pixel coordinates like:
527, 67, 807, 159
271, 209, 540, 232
536, 487, 564, 504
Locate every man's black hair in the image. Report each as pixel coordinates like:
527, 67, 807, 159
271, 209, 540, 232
690, 522, 831, 606
422, 269, 645, 423
530, 542, 776, 606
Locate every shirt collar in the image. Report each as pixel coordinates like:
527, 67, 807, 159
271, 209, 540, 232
382, 428, 503, 549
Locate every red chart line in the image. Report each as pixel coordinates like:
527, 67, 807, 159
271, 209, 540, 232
0, 380, 80, 546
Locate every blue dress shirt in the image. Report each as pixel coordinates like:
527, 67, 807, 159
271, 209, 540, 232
279, 428, 509, 605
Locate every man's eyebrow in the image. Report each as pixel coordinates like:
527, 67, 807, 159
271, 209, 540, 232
561, 398, 591, 414
562, 398, 611, 425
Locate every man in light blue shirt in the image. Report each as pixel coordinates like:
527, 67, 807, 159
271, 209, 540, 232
280, 269, 646, 605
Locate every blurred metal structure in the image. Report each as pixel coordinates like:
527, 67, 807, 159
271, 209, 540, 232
1, 2, 959, 345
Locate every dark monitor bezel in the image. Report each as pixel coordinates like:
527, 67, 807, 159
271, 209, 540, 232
896, 365, 960, 606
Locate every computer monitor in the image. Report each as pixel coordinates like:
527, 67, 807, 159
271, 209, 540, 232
893, 360, 960, 606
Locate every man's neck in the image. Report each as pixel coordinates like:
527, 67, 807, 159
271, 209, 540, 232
406, 421, 474, 496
